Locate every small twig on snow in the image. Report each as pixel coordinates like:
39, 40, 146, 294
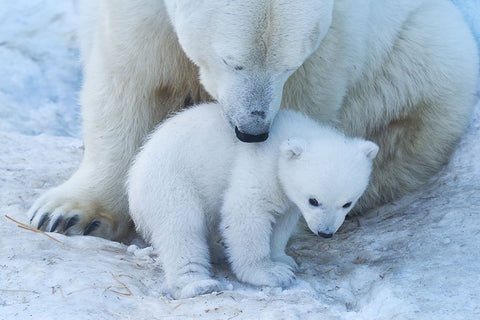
5, 214, 62, 243
106, 273, 133, 296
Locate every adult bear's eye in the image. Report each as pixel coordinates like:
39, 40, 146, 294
342, 202, 352, 209
222, 58, 244, 71
309, 198, 319, 207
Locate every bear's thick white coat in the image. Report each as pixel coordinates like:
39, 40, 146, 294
128, 103, 378, 299
28, 0, 478, 240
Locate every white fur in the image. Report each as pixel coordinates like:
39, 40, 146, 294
128, 103, 378, 298
28, 0, 478, 240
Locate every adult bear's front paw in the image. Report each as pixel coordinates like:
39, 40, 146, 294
234, 259, 296, 287
27, 184, 131, 241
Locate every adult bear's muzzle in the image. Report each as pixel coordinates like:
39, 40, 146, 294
235, 126, 269, 143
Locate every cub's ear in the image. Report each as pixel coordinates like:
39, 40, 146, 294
358, 140, 379, 160
280, 139, 307, 160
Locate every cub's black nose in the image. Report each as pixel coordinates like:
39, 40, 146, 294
235, 127, 269, 143
318, 232, 333, 239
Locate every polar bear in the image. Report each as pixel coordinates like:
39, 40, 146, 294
28, 0, 478, 240
127, 103, 378, 299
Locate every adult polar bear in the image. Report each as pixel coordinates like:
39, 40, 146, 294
28, 0, 478, 240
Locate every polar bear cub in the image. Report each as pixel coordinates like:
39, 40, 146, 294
127, 103, 378, 299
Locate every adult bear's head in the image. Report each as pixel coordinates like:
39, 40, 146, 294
164, 0, 333, 142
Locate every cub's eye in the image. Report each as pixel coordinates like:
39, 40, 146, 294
309, 198, 319, 207
342, 202, 352, 209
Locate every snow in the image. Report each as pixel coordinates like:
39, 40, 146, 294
1, 1, 479, 319
0, 0, 82, 137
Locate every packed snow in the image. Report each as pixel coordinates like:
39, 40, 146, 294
1, 1, 479, 319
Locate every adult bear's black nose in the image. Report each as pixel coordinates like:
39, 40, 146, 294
318, 232, 333, 239
235, 127, 269, 143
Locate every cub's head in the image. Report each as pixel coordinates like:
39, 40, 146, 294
164, 0, 334, 142
278, 136, 379, 238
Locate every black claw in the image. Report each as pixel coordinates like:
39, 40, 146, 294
63, 215, 79, 231
50, 216, 63, 232
84, 220, 101, 236
37, 214, 49, 230
30, 209, 39, 223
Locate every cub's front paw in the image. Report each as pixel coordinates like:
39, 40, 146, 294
234, 260, 296, 287
172, 279, 222, 300
272, 254, 299, 272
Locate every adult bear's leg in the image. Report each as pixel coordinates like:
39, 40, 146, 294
27, 1, 209, 240
340, 0, 478, 212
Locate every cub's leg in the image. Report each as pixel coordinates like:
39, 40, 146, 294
153, 201, 221, 300
129, 176, 221, 299
221, 175, 296, 287
270, 208, 301, 271
27, 1, 207, 240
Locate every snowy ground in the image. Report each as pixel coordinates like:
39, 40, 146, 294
0, 0, 82, 137
1, 1, 480, 319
